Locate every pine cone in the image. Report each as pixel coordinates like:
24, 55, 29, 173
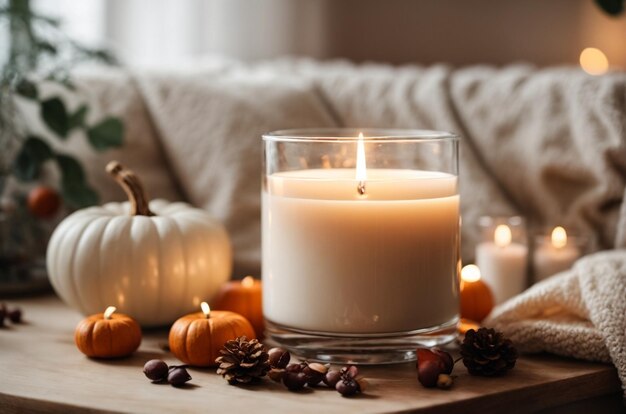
216, 336, 270, 385
460, 328, 518, 376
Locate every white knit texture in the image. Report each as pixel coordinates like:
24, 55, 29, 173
485, 250, 626, 397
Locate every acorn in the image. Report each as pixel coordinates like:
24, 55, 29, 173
302, 362, 328, 386
268, 347, 291, 369
282, 364, 308, 391
418, 360, 441, 388
168, 366, 192, 386
143, 359, 169, 382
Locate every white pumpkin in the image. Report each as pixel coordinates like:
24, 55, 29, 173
46, 161, 231, 326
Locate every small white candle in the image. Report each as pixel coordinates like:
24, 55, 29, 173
533, 227, 580, 282
475, 224, 528, 305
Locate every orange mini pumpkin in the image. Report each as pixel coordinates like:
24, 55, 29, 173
212, 276, 264, 338
169, 302, 255, 367
460, 265, 494, 323
74, 306, 142, 358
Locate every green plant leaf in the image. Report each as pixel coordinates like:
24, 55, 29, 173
87, 117, 124, 151
41, 97, 70, 138
55, 154, 99, 208
69, 104, 88, 130
12, 136, 53, 181
595, 0, 624, 15
15, 79, 38, 100
56, 154, 86, 185
61, 182, 99, 208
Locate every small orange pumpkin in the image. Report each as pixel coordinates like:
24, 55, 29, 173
460, 265, 494, 323
74, 306, 142, 358
212, 276, 264, 338
169, 302, 255, 367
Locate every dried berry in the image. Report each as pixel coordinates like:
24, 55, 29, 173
282, 365, 308, 391
324, 370, 342, 388
336, 378, 359, 396
8, 308, 22, 324
28, 186, 61, 219
418, 360, 441, 388
302, 362, 327, 386
168, 366, 192, 386
335, 365, 364, 397
341, 365, 359, 379
437, 374, 454, 390
143, 359, 169, 381
268, 347, 290, 369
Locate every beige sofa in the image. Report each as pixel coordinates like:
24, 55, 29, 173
33, 58, 626, 278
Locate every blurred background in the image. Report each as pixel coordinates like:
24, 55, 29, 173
3, 0, 625, 70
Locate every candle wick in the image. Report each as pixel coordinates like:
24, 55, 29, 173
357, 181, 366, 196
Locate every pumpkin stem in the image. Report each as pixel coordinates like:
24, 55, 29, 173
106, 161, 155, 216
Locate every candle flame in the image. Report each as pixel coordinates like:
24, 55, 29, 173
356, 132, 367, 195
551, 226, 567, 249
201, 301, 211, 318
494, 224, 512, 247
242, 276, 255, 288
103, 306, 116, 320
461, 264, 481, 283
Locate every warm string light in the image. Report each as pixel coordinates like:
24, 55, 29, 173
579, 47, 609, 76
551, 226, 567, 249
201, 301, 211, 318
494, 224, 512, 248
356, 132, 367, 195
103, 306, 116, 320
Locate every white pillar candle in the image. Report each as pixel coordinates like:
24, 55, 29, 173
475, 224, 528, 305
533, 227, 580, 282
262, 167, 460, 334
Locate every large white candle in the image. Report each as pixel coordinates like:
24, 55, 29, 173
262, 167, 460, 335
475, 224, 528, 305
533, 227, 580, 282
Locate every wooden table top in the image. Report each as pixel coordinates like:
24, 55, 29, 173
0, 295, 622, 414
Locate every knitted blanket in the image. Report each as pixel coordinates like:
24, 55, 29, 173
49, 59, 626, 277
485, 249, 626, 397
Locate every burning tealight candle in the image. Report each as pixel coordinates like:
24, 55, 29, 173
459, 264, 494, 323
213, 276, 264, 338
169, 302, 255, 367
476, 223, 528, 305
74, 306, 142, 358
533, 226, 581, 282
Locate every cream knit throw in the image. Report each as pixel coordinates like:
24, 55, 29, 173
485, 250, 626, 396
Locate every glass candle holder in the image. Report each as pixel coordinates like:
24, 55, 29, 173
262, 128, 460, 364
533, 226, 588, 283
475, 216, 528, 305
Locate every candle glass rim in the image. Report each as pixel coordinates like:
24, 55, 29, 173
263, 128, 458, 143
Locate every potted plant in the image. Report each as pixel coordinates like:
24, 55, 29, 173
0, 0, 124, 294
